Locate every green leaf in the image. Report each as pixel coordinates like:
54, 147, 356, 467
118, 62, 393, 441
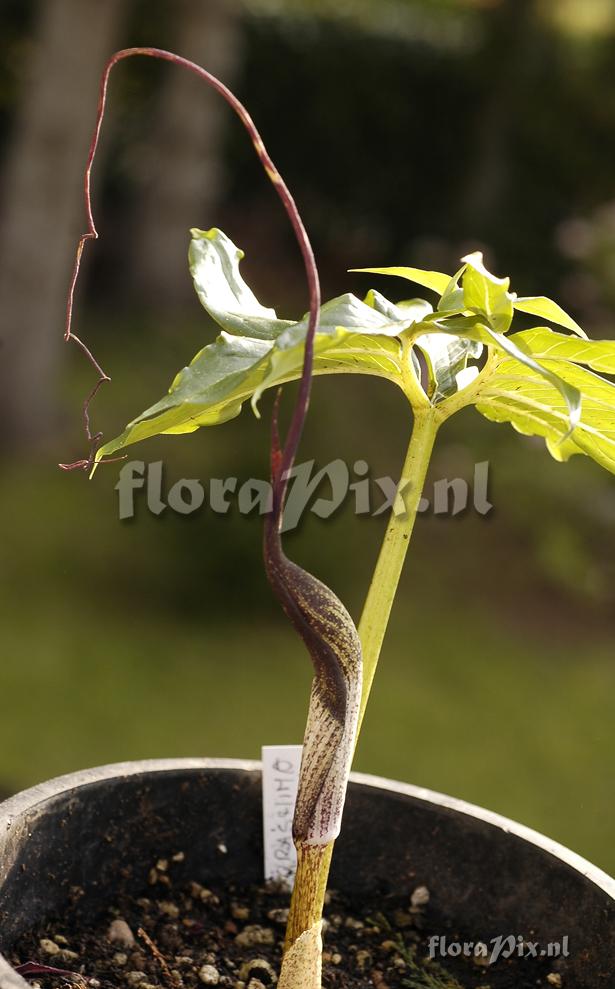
363, 288, 433, 325
95, 323, 405, 463
350, 264, 450, 296
513, 296, 586, 339
250, 328, 403, 413
474, 353, 615, 473
461, 252, 514, 333
509, 327, 615, 372
189, 227, 293, 340
413, 332, 480, 402
94, 228, 615, 482
476, 324, 581, 433
282, 291, 419, 345
412, 309, 580, 427
96, 332, 274, 459
437, 265, 467, 314
95, 229, 426, 465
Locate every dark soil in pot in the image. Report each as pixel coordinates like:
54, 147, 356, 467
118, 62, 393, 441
9, 858, 565, 989
0, 761, 613, 989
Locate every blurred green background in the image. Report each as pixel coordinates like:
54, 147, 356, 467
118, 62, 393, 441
0, 0, 614, 873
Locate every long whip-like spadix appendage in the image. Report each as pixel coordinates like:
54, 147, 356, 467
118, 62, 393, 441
62, 47, 326, 473
63, 46, 361, 984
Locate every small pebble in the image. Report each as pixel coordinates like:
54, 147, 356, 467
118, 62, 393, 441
159, 901, 180, 918
126, 972, 147, 986
172, 851, 185, 862
235, 926, 275, 948
39, 939, 60, 956
108, 919, 136, 947
410, 885, 430, 909
199, 964, 220, 985
156, 859, 168, 872
54, 935, 69, 946
331, 953, 342, 966
355, 949, 372, 971
238, 959, 277, 983
344, 916, 364, 930
231, 903, 250, 921
113, 953, 128, 967
60, 950, 79, 963
547, 976, 563, 988
380, 940, 397, 953
371, 972, 390, 989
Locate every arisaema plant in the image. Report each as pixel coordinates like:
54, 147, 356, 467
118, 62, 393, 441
92, 227, 615, 987
65, 47, 615, 989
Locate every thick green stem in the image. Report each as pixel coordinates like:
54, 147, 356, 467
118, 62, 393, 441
357, 407, 440, 732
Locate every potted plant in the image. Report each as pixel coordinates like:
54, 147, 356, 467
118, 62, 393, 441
1, 48, 614, 989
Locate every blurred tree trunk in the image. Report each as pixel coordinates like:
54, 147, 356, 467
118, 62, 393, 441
133, 0, 242, 311
0, 0, 126, 455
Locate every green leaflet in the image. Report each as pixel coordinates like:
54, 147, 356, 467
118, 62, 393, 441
509, 327, 615, 373
95, 326, 405, 462
474, 355, 615, 472
413, 332, 481, 402
94, 228, 615, 479
353, 254, 584, 337
351, 264, 450, 296
470, 323, 581, 435
512, 297, 587, 339
461, 252, 514, 334
189, 227, 293, 340
97, 332, 273, 457
95, 231, 419, 464
438, 265, 466, 313
250, 330, 402, 414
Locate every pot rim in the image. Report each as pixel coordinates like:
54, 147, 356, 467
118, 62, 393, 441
1, 757, 613, 899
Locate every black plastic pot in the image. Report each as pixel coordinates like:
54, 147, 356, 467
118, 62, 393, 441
0, 759, 613, 988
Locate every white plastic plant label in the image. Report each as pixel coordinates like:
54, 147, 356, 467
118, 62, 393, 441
262, 744, 302, 883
